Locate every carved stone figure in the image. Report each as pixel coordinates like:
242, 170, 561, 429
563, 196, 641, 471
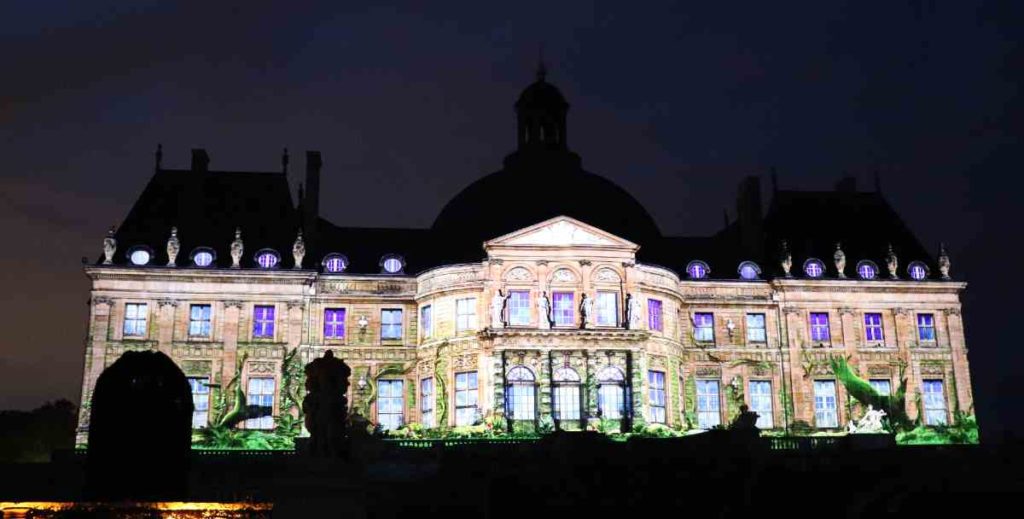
847, 404, 887, 434
230, 228, 243, 269
779, 240, 792, 278
166, 227, 180, 267
292, 229, 305, 269
490, 289, 506, 328
885, 244, 898, 279
729, 404, 761, 439
537, 291, 551, 329
833, 242, 846, 278
626, 293, 643, 330
302, 350, 351, 458
102, 227, 117, 265
579, 293, 593, 329
938, 243, 951, 280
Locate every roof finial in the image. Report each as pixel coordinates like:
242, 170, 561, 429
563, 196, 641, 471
536, 44, 547, 82
155, 143, 163, 171
282, 148, 289, 174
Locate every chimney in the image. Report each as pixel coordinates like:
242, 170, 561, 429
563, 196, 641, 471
190, 149, 209, 172
835, 176, 857, 192
736, 176, 763, 257
303, 151, 322, 245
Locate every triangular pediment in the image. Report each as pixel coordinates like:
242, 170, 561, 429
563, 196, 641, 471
484, 216, 638, 250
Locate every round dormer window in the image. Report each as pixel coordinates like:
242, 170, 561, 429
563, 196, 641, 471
322, 253, 348, 273
686, 260, 710, 280
128, 247, 152, 266
803, 258, 825, 278
908, 261, 929, 281
255, 249, 280, 269
381, 255, 404, 274
856, 260, 878, 280
190, 247, 216, 268
738, 261, 761, 280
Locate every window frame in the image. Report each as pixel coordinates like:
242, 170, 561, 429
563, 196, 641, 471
595, 291, 619, 327
551, 291, 575, 328
420, 305, 432, 339
813, 379, 839, 428
381, 308, 403, 340
647, 370, 666, 424
505, 366, 537, 422
863, 312, 884, 343
809, 312, 831, 344
252, 305, 276, 339
696, 379, 721, 429
454, 371, 479, 426
420, 377, 435, 428
552, 367, 582, 424
922, 379, 948, 426
323, 308, 346, 340
749, 380, 774, 429
506, 290, 531, 327
188, 304, 213, 338
745, 313, 767, 343
122, 302, 149, 338
917, 313, 936, 343
869, 379, 891, 396
693, 312, 715, 343
244, 376, 275, 430
376, 379, 405, 431
648, 299, 663, 332
455, 297, 478, 332
188, 376, 210, 429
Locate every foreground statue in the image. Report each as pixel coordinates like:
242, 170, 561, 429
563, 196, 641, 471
302, 350, 352, 458
848, 405, 888, 434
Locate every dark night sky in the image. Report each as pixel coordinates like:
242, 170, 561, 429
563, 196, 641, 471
2, 1, 1021, 440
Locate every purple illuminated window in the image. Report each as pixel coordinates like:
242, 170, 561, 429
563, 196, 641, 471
324, 308, 346, 339
864, 313, 884, 342
253, 305, 275, 338
648, 299, 663, 331
805, 260, 824, 278
810, 312, 830, 343
857, 262, 877, 280
687, 262, 708, 279
693, 312, 714, 342
256, 252, 279, 269
552, 292, 574, 327
917, 314, 936, 342
909, 262, 928, 280
324, 255, 346, 273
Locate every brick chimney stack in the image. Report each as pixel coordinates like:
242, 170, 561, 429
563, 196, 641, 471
303, 151, 322, 247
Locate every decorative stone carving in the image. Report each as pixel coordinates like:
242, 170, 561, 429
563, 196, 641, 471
938, 243, 951, 280
166, 227, 180, 267
490, 289, 507, 329
695, 365, 721, 377
621, 261, 635, 268
847, 405, 887, 434
838, 307, 854, 316
551, 268, 577, 283
947, 307, 962, 316
292, 230, 305, 269
504, 219, 616, 247
894, 307, 910, 316
92, 296, 113, 307
490, 258, 504, 265
579, 259, 592, 266
625, 293, 642, 330
505, 267, 532, 282
102, 227, 117, 265
885, 244, 898, 279
782, 307, 801, 315
223, 300, 243, 309
535, 260, 549, 266
594, 268, 621, 283
157, 298, 179, 308
248, 361, 276, 374
286, 300, 304, 310
834, 242, 846, 278
579, 293, 593, 329
537, 291, 551, 329
779, 240, 792, 278
230, 228, 244, 269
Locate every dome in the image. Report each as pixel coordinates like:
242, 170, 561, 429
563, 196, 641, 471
516, 79, 568, 112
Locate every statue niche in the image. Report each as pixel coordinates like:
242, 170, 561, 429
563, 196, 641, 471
302, 350, 352, 458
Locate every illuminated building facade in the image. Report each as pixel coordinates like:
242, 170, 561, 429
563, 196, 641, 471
75, 69, 975, 444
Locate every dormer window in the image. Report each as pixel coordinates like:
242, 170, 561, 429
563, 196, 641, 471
127, 246, 153, 266
804, 259, 825, 278
737, 261, 761, 280
254, 249, 280, 269
686, 261, 710, 280
856, 260, 878, 280
322, 253, 348, 273
908, 261, 929, 281
381, 254, 405, 274
190, 247, 216, 268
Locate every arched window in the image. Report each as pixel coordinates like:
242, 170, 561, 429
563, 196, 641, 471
505, 366, 536, 422
803, 258, 825, 278
686, 260, 710, 280
737, 261, 761, 280
254, 249, 280, 269
380, 254, 405, 274
322, 253, 348, 273
552, 367, 582, 423
190, 247, 216, 268
596, 366, 626, 420
856, 260, 878, 280
908, 261, 929, 281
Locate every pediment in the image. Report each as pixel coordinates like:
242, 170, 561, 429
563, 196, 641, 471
484, 216, 638, 251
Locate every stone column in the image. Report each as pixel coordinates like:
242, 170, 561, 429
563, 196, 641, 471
78, 295, 114, 443
222, 301, 243, 386
782, 307, 809, 424
157, 299, 177, 357
945, 308, 974, 413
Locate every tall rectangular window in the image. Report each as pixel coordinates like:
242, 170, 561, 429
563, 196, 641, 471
455, 371, 479, 426
381, 309, 403, 339
809, 312, 830, 343
917, 314, 936, 342
813, 380, 838, 428
746, 313, 766, 343
647, 370, 666, 424
552, 292, 574, 327
456, 298, 477, 332
696, 380, 721, 429
188, 304, 212, 337
864, 313, 884, 342
123, 303, 148, 337
324, 308, 346, 339
596, 291, 619, 327
922, 379, 948, 425
420, 378, 435, 428
507, 290, 530, 326
693, 313, 715, 343
869, 379, 891, 396
553, 381, 581, 421
749, 380, 774, 429
420, 305, 432, 339
252, 305, 275, 338
245, 377, 275, 430
648, 299, 663, 331
377, 380, 404, 431
188, 377, 210, 428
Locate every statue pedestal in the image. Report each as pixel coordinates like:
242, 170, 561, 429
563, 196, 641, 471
846, 433, 896, 450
